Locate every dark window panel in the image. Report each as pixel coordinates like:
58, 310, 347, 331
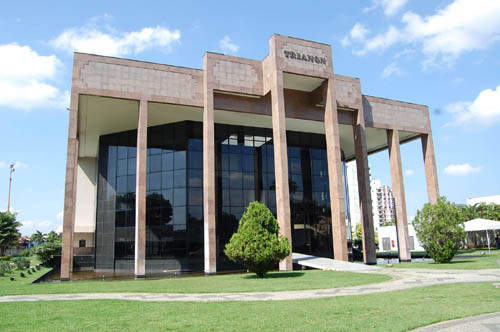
173, 169, 186, 188
188, 188, 203, 206
162, 171, 173, 189
173, 188, 186, 207
162, 153, 174, 171
174, 150, 186, 169
188, 169, 203, 188
188, 150, 202, 169
117, 159, 127, 176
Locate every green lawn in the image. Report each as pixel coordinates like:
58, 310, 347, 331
1, 282, 499, 331
0, 269, 391, 296
387, 249, 500, 270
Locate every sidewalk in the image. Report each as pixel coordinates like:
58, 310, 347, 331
0, 268, 499, 303
410, 312, 500, 332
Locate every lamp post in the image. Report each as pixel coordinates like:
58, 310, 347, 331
7, 163, 15, 213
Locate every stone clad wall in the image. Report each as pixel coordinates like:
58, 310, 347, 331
334, 75, 362, 110
363, 95, 430, 133
72, 53, 204, 106
80, 61, 199, 100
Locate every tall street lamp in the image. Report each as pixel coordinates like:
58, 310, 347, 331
7, 163, 15, 213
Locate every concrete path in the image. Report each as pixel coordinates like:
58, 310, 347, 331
410, 312, 500, 332
0, 268, 499, 303
292, 253, 381, 271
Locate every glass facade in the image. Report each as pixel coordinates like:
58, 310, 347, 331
95, 121, 203, 272
95, 120, 351, 273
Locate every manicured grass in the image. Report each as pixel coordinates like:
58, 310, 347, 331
0, 269, 391, 296
1, 282, 499, 331
387, 249, 500, 270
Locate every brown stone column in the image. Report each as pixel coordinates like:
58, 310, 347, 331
203, 55, 217, 274
270, 70, 293, 271
324, 79, 348, 261
387, 129, 411, 262
421, 133, 440, 204
134, 99, 148, 277
60, 92, 79, 281
353, 110, 376, 264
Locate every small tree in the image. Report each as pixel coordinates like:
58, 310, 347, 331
413, 197, 465, 263
0, 212, 21, 256
33, 241, 61, 265
224, 201, 290, 278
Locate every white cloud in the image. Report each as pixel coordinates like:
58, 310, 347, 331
0, 44, 68, 110
341, 23, 370, 47
52, 25, 181, 57
445, 85, 500, 126
13, 161, 28, 169
219, 35, 239, 54
404, 169, 415, 176
56, 225, 63, 233
381, 62, 402, 78
355, 25, 401, 55
352, 0, 500, 64
444, 163, 482, 176
364, 0, 408, 16
56, 211, 64, 221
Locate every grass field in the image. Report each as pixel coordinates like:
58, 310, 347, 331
1, 282, 499, 331
0, 269, 391, 296
387, 249, 500, 270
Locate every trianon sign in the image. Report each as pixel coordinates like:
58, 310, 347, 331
283, 50, 327, 65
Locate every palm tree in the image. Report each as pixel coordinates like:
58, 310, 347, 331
31, 230, 46, 244
46, 231, 61, 243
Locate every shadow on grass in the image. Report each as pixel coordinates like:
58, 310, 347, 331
426, 260, 477, 265
242, 272, 305, 279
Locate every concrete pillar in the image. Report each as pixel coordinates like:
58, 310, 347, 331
421, 133, 440, 204
134, 99, 148, 277
60, 92, 79, 281
387, 129, 411, 262
324, 79, 348, 262
203, 55, 217, 274
353, 110, 377, 264
270, 69, 293, 271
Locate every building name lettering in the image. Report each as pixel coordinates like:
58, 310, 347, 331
283, 50, 327, 65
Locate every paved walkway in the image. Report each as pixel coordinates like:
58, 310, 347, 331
410, 312, 500, 332
292, 253, 381, 271
0, 268, 499, 303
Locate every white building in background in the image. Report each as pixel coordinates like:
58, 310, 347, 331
346, 162, 396, 232
346, 161, 361, 229
467, 195, 500, 206
378, 225, 424, 252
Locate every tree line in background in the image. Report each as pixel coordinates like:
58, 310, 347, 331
0, 211, 62, 266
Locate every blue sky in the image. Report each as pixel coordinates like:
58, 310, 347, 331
1, 0, 499, 235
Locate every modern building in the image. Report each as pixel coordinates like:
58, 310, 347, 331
372, 181, 396, 226
60, 34, 440, 280
345, 161, 361, 229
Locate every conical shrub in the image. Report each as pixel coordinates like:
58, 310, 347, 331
224, 201, 290, 278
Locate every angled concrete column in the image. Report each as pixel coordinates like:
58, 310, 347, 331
270, 70, 293, 271
324, 79, 348, 262
353, 110, 377, 265
60, 92, 79, 281
387, 129, 411, 262
134, 99, 148, 277
421, 133, 440, 204
203, 55, 217, 274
